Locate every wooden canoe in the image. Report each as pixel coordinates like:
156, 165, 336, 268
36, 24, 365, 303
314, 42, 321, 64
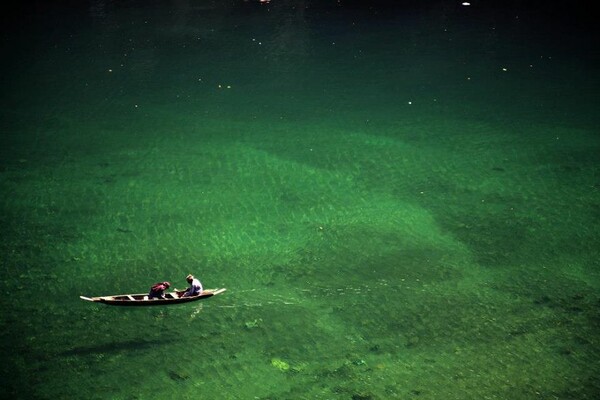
80, 288, 226, 306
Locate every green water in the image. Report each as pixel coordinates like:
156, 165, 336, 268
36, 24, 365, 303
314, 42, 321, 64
1, 1, 598, 399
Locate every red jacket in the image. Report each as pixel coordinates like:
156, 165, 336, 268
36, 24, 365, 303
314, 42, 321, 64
150, 282, 169, 295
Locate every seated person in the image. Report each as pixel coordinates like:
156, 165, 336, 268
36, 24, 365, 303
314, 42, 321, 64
148, 281, 171, 299
182, 274, 203, 297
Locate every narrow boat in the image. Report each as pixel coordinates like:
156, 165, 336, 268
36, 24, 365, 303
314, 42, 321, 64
80, 288, 226, 306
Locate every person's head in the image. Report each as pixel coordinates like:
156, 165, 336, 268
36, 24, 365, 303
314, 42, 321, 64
186, 274, 194, 283
163, 281, 171, 288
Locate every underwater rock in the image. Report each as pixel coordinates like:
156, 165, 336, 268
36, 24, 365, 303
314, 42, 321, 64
168, 370, 189, 381
352, 393, 373, 400
270, 358, 290, 371
244, 319, 260, 329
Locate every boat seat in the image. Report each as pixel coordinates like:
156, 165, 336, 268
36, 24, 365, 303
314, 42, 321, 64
127, 295, 135, 301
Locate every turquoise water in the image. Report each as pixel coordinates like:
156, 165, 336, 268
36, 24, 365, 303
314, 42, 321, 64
1, 1, 598, 399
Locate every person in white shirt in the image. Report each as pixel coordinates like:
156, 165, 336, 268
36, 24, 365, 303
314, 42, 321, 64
182, 274, 203, 297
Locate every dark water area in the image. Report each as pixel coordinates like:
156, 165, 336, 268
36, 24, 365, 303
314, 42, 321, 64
1, 1, 599, 399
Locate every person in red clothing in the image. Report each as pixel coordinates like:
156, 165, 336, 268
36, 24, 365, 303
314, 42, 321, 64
148, 281, 171, 299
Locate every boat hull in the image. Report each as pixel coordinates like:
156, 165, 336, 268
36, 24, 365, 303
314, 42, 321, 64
80, 288, 226, 306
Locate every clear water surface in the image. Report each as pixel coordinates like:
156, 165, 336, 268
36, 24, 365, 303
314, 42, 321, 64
1, 1, 598, 399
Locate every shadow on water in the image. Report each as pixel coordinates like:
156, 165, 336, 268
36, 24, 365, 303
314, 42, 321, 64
60, 337, 176, 357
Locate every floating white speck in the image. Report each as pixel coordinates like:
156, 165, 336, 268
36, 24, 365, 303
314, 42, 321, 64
502, 67, 508, 71
462, 2, 471, 6
408, 101, 412, 105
